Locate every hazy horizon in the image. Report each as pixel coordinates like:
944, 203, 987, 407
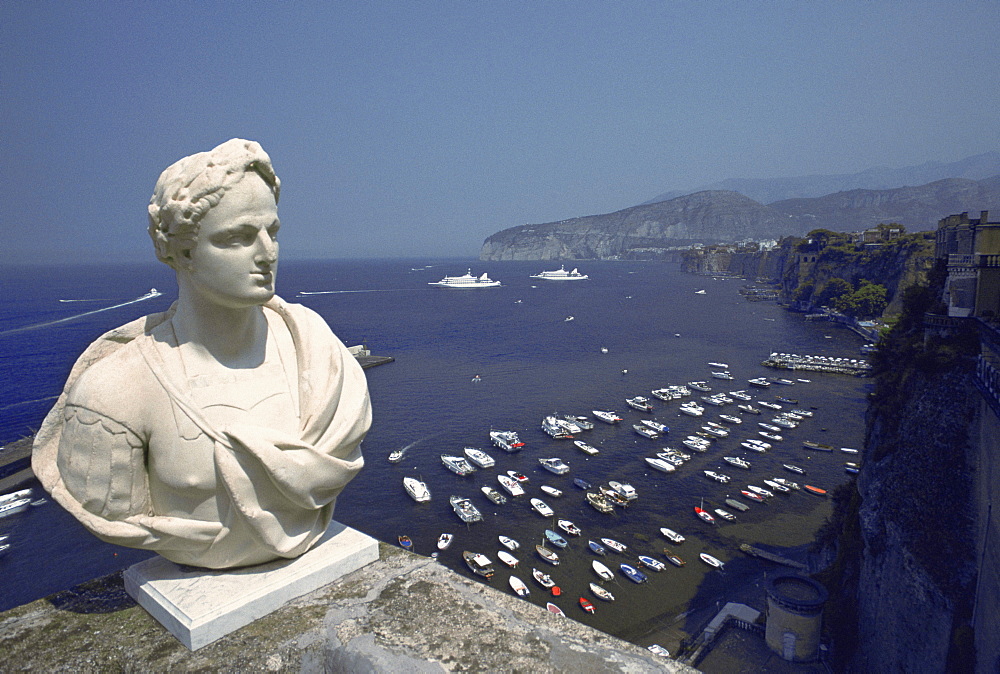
4, 2, 999, 264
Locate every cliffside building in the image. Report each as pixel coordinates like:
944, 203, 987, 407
935, 210, 1000, 318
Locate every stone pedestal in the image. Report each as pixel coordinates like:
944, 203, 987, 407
124, 521, 378, 650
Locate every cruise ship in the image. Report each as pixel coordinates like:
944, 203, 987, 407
529, 265, 589, 280
428, 270, 500, 288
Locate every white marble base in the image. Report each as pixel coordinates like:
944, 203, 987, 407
123, 521, 379, 650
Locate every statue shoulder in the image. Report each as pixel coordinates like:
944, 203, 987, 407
65, 337, 160, 431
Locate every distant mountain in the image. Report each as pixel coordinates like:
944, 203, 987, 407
480, 176, 1000, 261
642, 152, 1000, 205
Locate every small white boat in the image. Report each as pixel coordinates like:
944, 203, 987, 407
714, 508, 736, 521
498, 474, 525, 496
704, 470, 731, 484
539, 457, 570, 475
648, 644, 671, 658
737, 404, 762, 415
429, 270, 500, 288
557, 519, 581, 536
711, 371, 734, 380
573, 440, 599, 455
719, 414, 742, 424
640, 419, 669, 433
441, 454, 476, 476
589, 582, 615, 601
700, 552, 725, 569
464, 447, 495, 468
600, 537, 627, 553
536, 544, 560, 565
540, 485, 563, 498
499, 535, 520, 550
633, 424, 659, 439
592, 560, 614, 581
608, 480, 637, 501
531, 498, 555, 517
450, 496, 483, 523
645, 457, 676, 473
679, 401, 705, 417
638, 555, 666, 571
660, 528, 685, 544
403, 477, 431, 503
532, 567, 556, 587
722, 456, 751, 470
508, 574, 529, 596
480, 485, 507, 505
387, 449, 406, 463
437, 533, 453, 550
708, 362, 729, 369
546, 602, 566, 617
592, 410, 622, 424
499, 551, 520, 568
841, 447, 860, 454
783, 463, 806, 474
626, 396, 654, 412
747, 485, 774, 498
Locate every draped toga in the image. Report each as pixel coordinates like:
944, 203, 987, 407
32, 296, 371, 569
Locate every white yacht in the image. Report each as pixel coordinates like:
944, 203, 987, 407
450, 496, 483, 523
498, 474, 525, 496
403, 477, 431, 503
608, 480, 637, 501
464, 447, 495, 468
541, 415, 573, 438
529, 265, 589, 280
490, 430, 524, 452
592, 410, 622, 424
441, 454, 476, 476
539, 457, 570, 475
428, 270, 500, 288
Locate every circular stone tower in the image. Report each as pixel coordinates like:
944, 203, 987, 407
765, 574, 828, 662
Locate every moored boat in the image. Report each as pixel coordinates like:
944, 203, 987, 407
805, 484, 828, 496
498, 550, 519, 568
532, 567, 555, 587
539, 457, 570, 474
625, 396, 654, 412
714, 508, 736, 521
640, 419, 669, 433
722, 456, 751, 470
536, 544, 560, 565
783, 463, 806, 474
664, 550, 686, 567
441, 454, 476, 476
586, 492, 615, 514
620, 563, 648, 583
638, 555, 666, 571
557, 519, 582, 536
450, 496, 483, 523
480, 485, 507, 505
645, 457, 676, 473
737, 404, 762, 415
573, 440, 599, 455
499, 535, 520, 551
660, 527, 685, 544
579, 597, 596, 613
725, 498, 750, 512
546, 602, 565, 617
748, 377, 771, 388
437, 533, 453, 549
507, 470, 529, 483
694, 506, 715, 524
398, 535, 413, 550
573, 477, 593, 490
609, 480, 638, 501
592, 410, 622, 424
498, 474, 525, 496
699, 552, 725, 569
592, 560, 614, 581
704, 470, 731, 484
544, 529, 568, 549
803, 440, 835, 452
764, 479, 791, 493
601, 537, 627, 553
508, 575, 529, 596
464, 447, 495, 468
589, 582, 615, 601
463, 551, 495, 577
403, 477, 431, 502
588, 540, 607, 555
679, 401, 705, 417
540, 485, 563, 498
541, 415, 573, 439
687, 381, 711, 392
741, 489, 765, 502
490, 430, 524, 452
531, 497, 554, 517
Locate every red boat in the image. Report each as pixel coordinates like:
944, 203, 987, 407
741, 490, 764, 502
546, 602, 565, 616
805, 484, 827, 496
579, 597, 595, 614
694, 506, 715, 524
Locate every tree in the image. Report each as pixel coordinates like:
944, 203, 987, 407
834, 279, 888, 318
816, 278, 853, 307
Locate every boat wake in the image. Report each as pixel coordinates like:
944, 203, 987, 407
297, 289, 409, 296
0, 395, 59, 412
0, 289, 162, 336
397, 431, 445, 454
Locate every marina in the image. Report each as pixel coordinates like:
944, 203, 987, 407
762, 352, 872, 376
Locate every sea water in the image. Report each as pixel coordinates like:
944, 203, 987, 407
0, 259, 869, 650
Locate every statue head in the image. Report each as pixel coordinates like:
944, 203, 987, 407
148, 139, 281, 270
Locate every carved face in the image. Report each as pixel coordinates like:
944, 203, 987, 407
182, 172, 280, 309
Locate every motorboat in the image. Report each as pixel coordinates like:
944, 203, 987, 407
701, 425, 729, 437
498, 474, 525, 496
687, 381, 711, 392
531, 498, 555, 517
694, 506, 715, 524
771, 378, 795, 385
539, 457, 570, 474
589, 583, 615, 602
764, 479, 791, 493
387, 449, 405, 463
532, 568, 556, 588
588, 540, 607, 555
645, 457, 676, 473
574, 477, 593, 490
638, 555, 666, 571
541, 416, 573, 439
508, 575, 529, 596
536, 544, 560, 565
608, 480, 637, 501
441, 454, 476, 476
700, 395, 725, 407
722, 456, 751, 470
725, 498, 750, 512
742, 438, 771, 451
546, 602, 566, 617
403, 477, 431, 503
573, 440, 599, 455
747, 485, 774, 498
714, 508, 736, 521
771, 417, 797, 429
620, 563, 648, 583
398, 535, 413, 550
544, 529, 568, 549
699, 553, 725, 569
661, 447, 691, 460
759, 431, 783, 442
463, 551, 495, 577
586, 492, 615, 514
664, 551, 686, 567
660, 528, 685, 544
772, 477, 801, 490
728, 390, 752, 401
741, 490, 765, 502
737, 404, 761, 415
592, 410, 622, 424
783, 463, 806, 474
600, 485, 629, 506
845, 462, 860, 474
450, 496, 483, 523
429, 270, 500, 288
600, 537, 627, 553
490, 430, 524, 452
791, 408, 814, 417
758, 401, 782, 411
633, 424, 659, 439
579, 597, 596, 614
679, 401, 705, 417
498, 551, 519, 568
480, 486, 507, 505
683, 437, 710, 453
565, 415, 595, 430
540, 485, 563, 498
592, 560, 614, 581
719, 414, 742, 424
748, 377, 771, 388
758, 422, 782, 432
803, 440, 835, 452
640, 419, 669, 434
805, 484, 828, 496
507, 470, 529, 483
556, 417, 582, 434
626, 396, 654, 412
704, 470, 731, 484
708, 362, 729, 369
557, 519, 582, 536
711, 371, 734, 380
656, 452, 684, 466
499, 535, 520, 551
464, 447, 495, 468
776, 396, 799, 404
437, 533, 453, 549
530, 265, 589, 280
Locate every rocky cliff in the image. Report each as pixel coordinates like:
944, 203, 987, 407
481, 176, 1000, 261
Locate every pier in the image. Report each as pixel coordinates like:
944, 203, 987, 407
739, 544, 809, 571
762, 352, 871, 376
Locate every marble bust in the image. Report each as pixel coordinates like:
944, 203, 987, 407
33, 139, 372, 569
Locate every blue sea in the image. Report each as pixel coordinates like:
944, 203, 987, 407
0, 259, 869, 651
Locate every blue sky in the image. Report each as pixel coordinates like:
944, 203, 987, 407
3, 1, 999, 262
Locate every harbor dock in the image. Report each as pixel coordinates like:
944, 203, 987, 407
762, 352, 871, 376
738, 544, 809, 571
